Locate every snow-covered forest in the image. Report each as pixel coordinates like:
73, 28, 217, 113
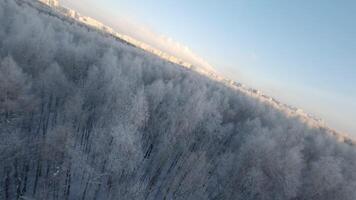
0, 0, 356, 199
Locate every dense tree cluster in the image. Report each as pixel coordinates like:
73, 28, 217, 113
1, 0, 356, 199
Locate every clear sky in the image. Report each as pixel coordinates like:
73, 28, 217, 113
62, 0, 356, 136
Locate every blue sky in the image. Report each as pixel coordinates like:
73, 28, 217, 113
62, 0, 356, 136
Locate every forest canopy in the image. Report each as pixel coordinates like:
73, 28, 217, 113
0, 0, 356, 199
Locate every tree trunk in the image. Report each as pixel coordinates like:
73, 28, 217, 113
4, 168, 10, 200
64, 165, 71, 200
33, 158, 42, 196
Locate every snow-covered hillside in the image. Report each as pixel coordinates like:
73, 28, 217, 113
1, 0, 356, 200
35, 0, 352, 142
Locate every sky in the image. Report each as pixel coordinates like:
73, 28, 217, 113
61, 0, 356, 136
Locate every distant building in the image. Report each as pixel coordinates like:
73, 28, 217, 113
39, 0, 59, 7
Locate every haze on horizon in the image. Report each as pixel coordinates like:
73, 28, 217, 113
62, 0, 356, 136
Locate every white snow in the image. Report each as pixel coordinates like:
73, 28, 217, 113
35, 0, 354, 143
